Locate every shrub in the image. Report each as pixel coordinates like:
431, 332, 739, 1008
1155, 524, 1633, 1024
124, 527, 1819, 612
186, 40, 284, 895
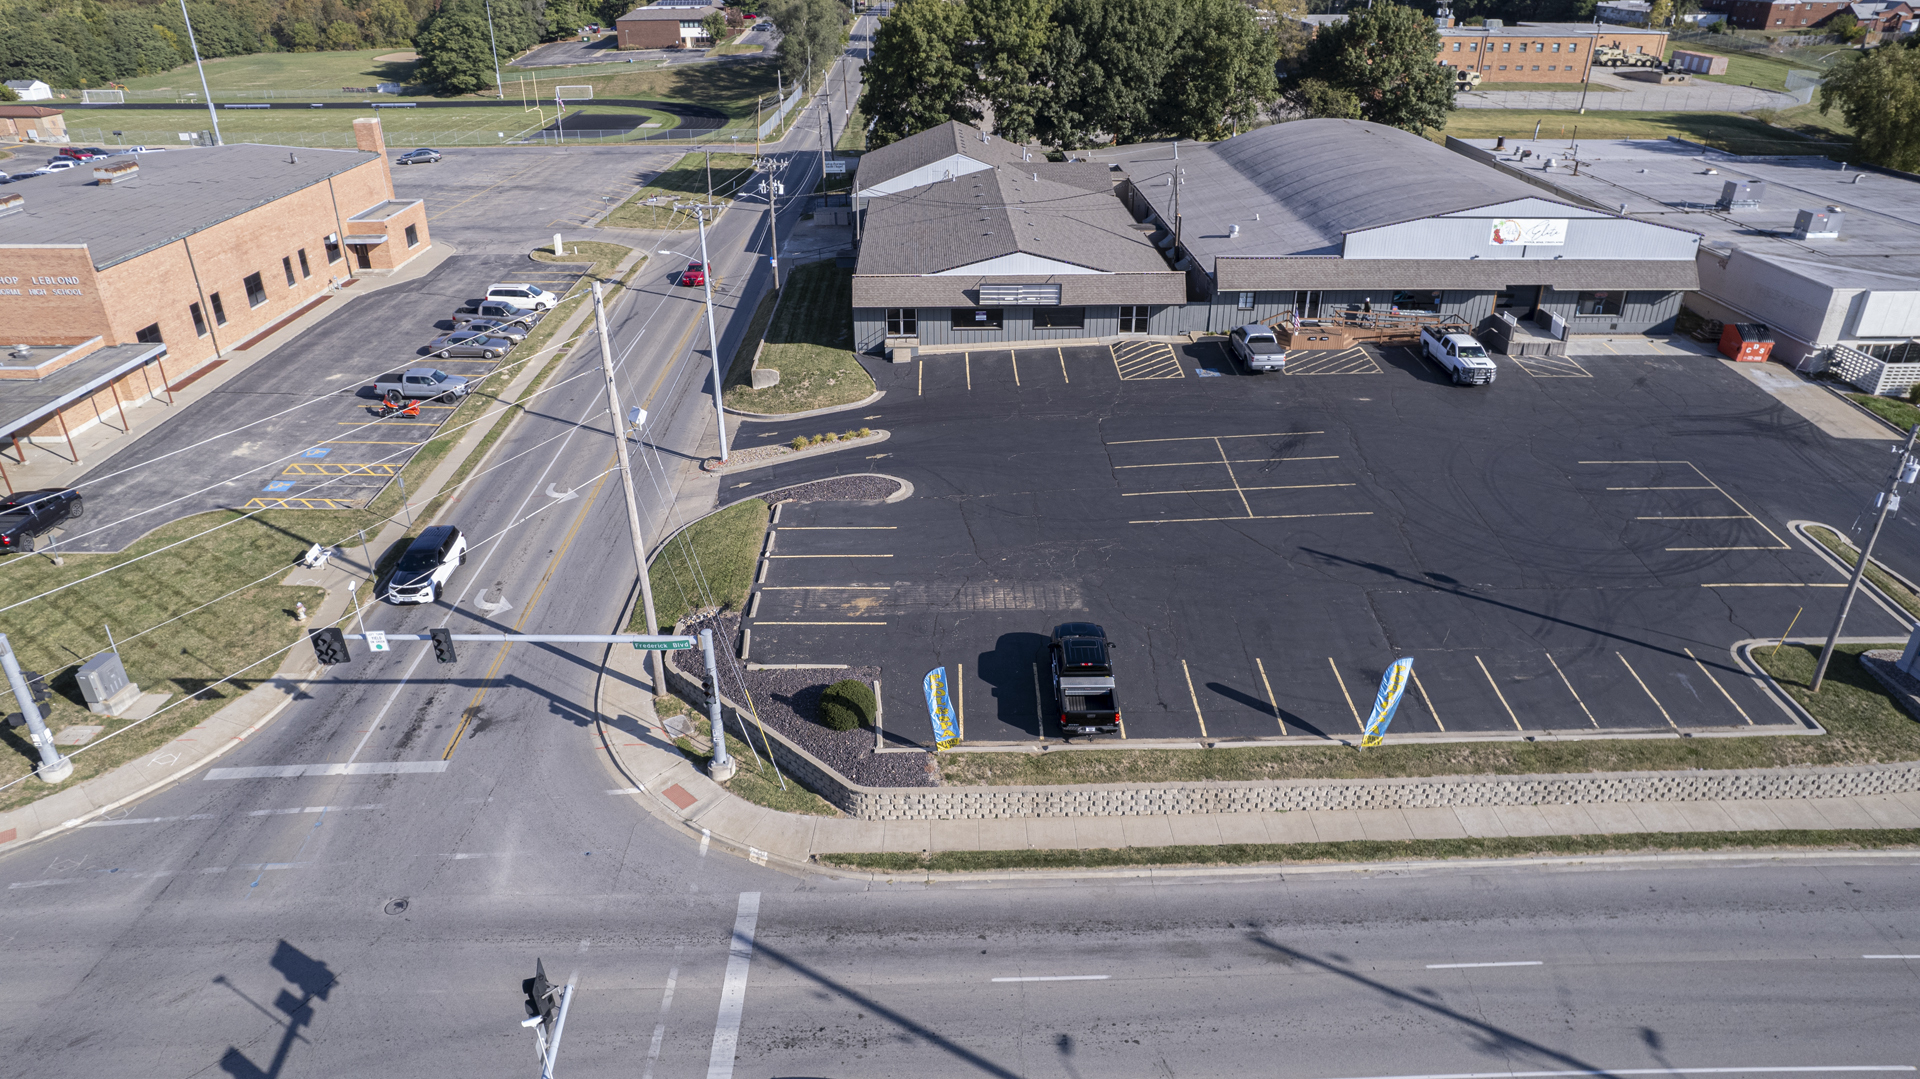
856, 427, 871, 438
817, 678, 877, 731
790, 436, 807, 450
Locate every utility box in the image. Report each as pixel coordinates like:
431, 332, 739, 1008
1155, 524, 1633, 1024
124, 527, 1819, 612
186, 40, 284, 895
76, 652, 142, 717
1720, 321, 1774, 363
1717, 179, 1765, 210
1671, 49, 1729, 75
1793, 207, 1844, 239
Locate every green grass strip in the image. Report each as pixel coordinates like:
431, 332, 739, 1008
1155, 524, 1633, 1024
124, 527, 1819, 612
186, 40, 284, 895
820, 828, 1920, 872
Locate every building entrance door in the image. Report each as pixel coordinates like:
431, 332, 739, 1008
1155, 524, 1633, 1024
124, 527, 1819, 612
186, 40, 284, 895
1497, 285, 1539, 321
1293, 290, 1321, 319
354, 245, 373, 270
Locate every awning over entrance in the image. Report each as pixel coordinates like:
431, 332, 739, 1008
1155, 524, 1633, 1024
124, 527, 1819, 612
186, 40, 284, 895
341, 234, 389, 245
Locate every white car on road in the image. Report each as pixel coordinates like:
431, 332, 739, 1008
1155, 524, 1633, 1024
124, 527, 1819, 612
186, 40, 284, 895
385, 525, 467, 604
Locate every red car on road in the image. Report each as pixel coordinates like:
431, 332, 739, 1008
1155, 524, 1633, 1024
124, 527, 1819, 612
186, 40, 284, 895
681, 262, 706, 288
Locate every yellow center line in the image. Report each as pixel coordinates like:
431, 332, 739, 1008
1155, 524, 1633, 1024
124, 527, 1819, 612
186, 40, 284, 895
1684, 647, 1753, 725
1409, 668, 1443, 732
1544, 652, 1598, 728
1616, 652, 1678, 730
1181, 659, 1208, 739
1328, 658, 1363, 733
1474, 655, 1523, 731
1255, 657, 1283, 735
442, 465, 614, 760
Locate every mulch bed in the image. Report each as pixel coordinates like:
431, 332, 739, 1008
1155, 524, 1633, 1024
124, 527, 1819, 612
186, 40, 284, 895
763, 474, 901, 503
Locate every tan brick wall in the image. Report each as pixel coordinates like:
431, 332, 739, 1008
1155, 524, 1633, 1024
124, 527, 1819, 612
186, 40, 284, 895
0, 247, 111, 344
617, 19, 684, 48
1443, 34, 1594, 82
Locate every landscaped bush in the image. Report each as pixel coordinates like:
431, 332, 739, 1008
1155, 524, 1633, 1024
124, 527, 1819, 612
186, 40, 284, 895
817, 679, 877, 731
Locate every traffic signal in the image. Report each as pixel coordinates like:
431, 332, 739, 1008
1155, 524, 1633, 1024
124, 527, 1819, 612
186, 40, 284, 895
309, 627, 350, 665
525, 959, 560, 1026
21, 669, 49, 705
429, 627, 457, 664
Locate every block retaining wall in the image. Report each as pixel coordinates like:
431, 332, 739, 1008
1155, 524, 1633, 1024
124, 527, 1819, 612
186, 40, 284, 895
663, 670, 1920, 821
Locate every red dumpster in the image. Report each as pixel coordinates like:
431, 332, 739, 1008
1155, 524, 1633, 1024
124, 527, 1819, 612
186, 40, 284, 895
1720, 322, 1774, 362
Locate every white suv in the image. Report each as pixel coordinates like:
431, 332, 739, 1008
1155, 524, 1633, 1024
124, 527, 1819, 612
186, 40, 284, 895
486, 283, 558, 311
385, 524, 467, 604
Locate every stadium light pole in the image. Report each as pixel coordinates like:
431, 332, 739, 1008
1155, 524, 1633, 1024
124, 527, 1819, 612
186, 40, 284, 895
485, 0, 506, 99
178, 0, 222, 145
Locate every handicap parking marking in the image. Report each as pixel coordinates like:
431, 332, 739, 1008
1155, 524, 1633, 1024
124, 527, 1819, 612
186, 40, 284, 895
243, 497, 361, 510
1510, 353, 1591, 378
1111, 341, 1185, 380
1285, 347, 1381, 376
282, 462, 401, 477
262, 480, 296, 493
301, 447, 332, 459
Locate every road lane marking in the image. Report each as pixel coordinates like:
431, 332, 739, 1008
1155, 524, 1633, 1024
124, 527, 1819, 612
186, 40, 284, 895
706, 892, 761, 1079
1109, 432, 1323, 445
1475, 655, 1523, 731
1544, 652, 1598, 728
83, 813, 218, 827
1617, 652, 1678, 730
205, 762, 449, 779
1123, 483, 1356, 496
1701, 583, 1845, 587
1114, 456, 1340, 469
766, 553, 894, 558
1318, 1068, 1915, 1079
642, 946, 684, 1079
1131, 511, 1374, 525
1426, 961, 1542, 969
1863, 954, 1920, 958
993, 975, 1111, 982
753, 621, 888, 625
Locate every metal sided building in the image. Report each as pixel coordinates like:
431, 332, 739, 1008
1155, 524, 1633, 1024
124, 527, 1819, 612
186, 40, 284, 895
851, 123, 1185, 355
1110, 119, 1700, 341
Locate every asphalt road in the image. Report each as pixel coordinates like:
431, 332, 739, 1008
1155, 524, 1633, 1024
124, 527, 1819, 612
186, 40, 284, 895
732, 341, 1915, 746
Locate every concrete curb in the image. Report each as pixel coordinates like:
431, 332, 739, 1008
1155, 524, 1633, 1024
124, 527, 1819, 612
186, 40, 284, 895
725, 389, 886, 421
708, 430, 889, 474
1787, 520, 1920, 629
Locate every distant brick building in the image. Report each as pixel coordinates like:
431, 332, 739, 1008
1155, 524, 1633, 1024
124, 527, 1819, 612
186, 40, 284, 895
615, 2, 720, 48
1700, 0, 1851, 29
1298, 14, 1670, 85
0, 106, 65, 143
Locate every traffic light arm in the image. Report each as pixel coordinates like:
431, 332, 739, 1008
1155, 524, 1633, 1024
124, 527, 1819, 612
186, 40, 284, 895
343, 633, 694, 647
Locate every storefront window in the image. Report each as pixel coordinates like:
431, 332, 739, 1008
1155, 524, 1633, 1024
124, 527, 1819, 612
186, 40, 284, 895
1118, 305, 1151, 333
951, 308, 1003, 330
886, 308, 917, 335
1576, 291, 1622, 315
1034, 307, 1085, 329
1392, 290, 1442, 312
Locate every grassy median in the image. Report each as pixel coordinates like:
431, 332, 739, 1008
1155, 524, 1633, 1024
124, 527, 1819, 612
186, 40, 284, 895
722, 260, 874, 415
820, 828, 1920, 872
601, 152, 758, 230
635, 498, 769, 633
1802, 525, 1920, 621
677, 732, 839, 816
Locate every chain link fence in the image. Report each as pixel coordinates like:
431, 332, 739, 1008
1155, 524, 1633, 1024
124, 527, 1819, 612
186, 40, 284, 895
63, 125, 734, 148
1457, 86, 1800, 110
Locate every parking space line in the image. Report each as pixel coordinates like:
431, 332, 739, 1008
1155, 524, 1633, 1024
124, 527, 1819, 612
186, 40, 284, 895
917, 362, 923, 396
1475, 656, 1524, 731
1284, 347, 1381, 376
1058, 348, 1070, 383
243, 497, 359, 510
765, 554, 895, 558
1213, 439, 1254, 516
1411, 668, 1444, 732
1123, 483, 1356, 497
1638, 515, 1752, 520
1114, 456, 1339, 469
777, 526, 898, 530
1702, 582, 1844, 587
1616, 653, 1679, 730
958, 662, 966, 741
1181, 659, 1208, 738
336, 421, 441, 427
1329, 658, 1364, 733
1111, 341, 1185, 380
1032, 663, 1043, 741
1132, 511, 1374, 525
1011, 352, 1021, 387
1607, 486, 1717, 491
1685, 647, 1754, 725
1544, 652, 1599, 727
754, 621, 887, 625
1109, 432, 1324, 445
1510, 354, 1591, 378
1669, 546, 1783, 551
283, 462, 400, 476
759, 585, 892, 590
965, 352, 972, 391
1256, 658, 1284, 735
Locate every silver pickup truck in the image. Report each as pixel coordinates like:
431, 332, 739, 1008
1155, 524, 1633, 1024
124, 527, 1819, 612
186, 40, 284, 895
1227, 324, 1287, 373
373, 367, 470, 401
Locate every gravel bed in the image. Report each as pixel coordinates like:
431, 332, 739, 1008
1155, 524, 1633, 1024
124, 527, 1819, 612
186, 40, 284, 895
763, 474, 902, 503
673, 611, 936, 789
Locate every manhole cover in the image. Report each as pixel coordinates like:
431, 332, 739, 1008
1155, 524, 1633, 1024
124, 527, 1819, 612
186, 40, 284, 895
385, 898, 409, 915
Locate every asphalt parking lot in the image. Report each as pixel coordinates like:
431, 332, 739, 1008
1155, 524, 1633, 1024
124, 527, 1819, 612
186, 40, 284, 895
66, 253, 581, 552
391, 145, 679, 239
730, 339, 1914, 747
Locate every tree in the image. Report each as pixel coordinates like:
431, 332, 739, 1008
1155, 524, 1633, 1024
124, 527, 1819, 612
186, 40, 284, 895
416, 11, 499, 93
702, 11, 729, 42
967, 0, 1055, 142
1646, 0, 1672, 26
1157, 0, 1278, 138
1820, 44, 1920, 171
858, 0, 975, 145
1292, 2, 1453, 134
770, 0, 850, 87
1826, 12, 1868, 43
1032, 0, 1177, 147
1281, 75, 1359, 118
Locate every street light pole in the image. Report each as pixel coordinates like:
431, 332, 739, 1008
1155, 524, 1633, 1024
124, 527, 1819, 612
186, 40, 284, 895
695, 208, 729, 462
701, 628, 735, 780
1811, 423, 1920, 692
593, 281, 667, 700
484, 0, 505, 99
1, 632, 70, 783
178, 0, 223, 145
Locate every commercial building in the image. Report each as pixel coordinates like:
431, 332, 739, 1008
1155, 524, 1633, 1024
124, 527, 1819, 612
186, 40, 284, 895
0, 106, 65, 143
1700, 0, 1852, 27
847, 119, 1699, 356
1296, 13, 1669, 84
616, 1, 720, 49
1458, 135, 1920, 370
0, 118, 430, 463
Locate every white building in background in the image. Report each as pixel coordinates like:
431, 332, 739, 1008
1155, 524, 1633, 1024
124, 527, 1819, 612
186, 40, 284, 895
6, 80, 52, 101
1595, 0, 1654, 23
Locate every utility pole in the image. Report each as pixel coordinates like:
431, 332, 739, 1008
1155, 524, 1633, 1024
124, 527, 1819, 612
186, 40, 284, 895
593, 281, 666, 699
695, 206, 729, 462
484, 0, 505, 99
700, 628, 735, 780
819, 108, 829, 187
1811, 424, 1920, 691
1, 632, 70, 783
764, 168, 782, 289
755, 95, 763, 157
178, 0, 222, 146
705, 149, 712, 205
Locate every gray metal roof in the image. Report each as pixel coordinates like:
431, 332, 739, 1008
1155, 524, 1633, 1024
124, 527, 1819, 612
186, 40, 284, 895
0, 144, 381, 271
1214, 256, 1699, 291
855, 121, 1035, 192
616, 3, 719, 18
0, 342, 167, 435
851, 273, 1184, 308
1458, 136, 1920, 287
855, 165, 1170, 276
1110, 120, 1562, 265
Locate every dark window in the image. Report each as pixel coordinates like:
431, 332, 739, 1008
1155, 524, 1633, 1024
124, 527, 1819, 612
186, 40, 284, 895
1237, 292, 1255, 310
135, 322, 163, 344
244, 272, 267, 307
325, 236, 342, 263
1033, 307, 1085, 330
354, 245, 372, 271
1118, 305, 1151, 333
1393, 290, 1442, 312
885, 308, 916, 336
1576, 290, 1622, 315
405, 224, 419, 248
283, 256, 296, 288
297, 248, 310, 278
210, 292, 227, 325
189, 302, 207, 337
950, 308, 1003, 330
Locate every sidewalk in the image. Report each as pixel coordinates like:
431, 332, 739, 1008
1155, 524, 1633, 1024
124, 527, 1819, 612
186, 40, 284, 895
592, 636, 1920, 876
0, 245, 652, 852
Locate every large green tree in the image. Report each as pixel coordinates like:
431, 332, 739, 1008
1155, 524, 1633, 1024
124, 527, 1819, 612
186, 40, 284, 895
770, 0, 850, 88
967, 0, 1054, 142
1032, 0, 1175, 147
417, 0, 543, 94
1156, 0, 1278, 139
858, 0, 976, 146
1820, 43, 1920, 172
1292, 2, 1453, 134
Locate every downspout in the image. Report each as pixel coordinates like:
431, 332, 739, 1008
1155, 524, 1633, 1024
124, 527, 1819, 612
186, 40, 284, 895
180, 235, 224, 357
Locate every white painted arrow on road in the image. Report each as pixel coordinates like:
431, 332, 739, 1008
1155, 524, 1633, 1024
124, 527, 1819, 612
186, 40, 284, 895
545, 483, 579, 502
475, 590, 513, 616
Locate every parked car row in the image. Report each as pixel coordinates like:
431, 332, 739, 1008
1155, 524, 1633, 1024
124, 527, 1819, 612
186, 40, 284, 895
428, 284, 558, 359
0, 145, 168, 183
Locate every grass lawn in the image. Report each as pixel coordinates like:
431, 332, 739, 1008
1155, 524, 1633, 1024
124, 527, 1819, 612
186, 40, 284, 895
675, 732, 839, 815
1439, 108, 1845, 154
1844, 392, 1918, 433
0, 509, 373, 810
1803, 525, 1920, 621
722, 260, 875, 415
1661, 41, 1854, 91
64, 104, 671, 149
938, 642, 1920, 788
837, 105, 868, 150
114, 48, 421, 96
636, 498, 769, 633
601, 152, 758, 230
820, 828, 1920, 872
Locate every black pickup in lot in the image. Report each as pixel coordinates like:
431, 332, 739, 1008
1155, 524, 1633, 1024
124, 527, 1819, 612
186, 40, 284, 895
1049, 622, 1121, 736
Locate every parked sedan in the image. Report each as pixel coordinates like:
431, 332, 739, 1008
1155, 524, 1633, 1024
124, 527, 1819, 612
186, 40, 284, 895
461, 317, 528, 342
397, 147, 442, 165
680, 262, 707, 287
427, 330, 515, 358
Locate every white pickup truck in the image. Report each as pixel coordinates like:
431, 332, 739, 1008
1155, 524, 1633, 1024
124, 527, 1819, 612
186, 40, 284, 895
1419, 326, 1497, 385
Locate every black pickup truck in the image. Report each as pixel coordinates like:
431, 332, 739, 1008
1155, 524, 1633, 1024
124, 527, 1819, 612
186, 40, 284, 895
0, 488, 83, 554
1049, 622, 1120, 737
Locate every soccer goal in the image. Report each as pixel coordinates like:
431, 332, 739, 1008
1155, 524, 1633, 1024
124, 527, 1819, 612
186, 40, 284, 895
555, 85, 594, 102
81, 89, 124, 104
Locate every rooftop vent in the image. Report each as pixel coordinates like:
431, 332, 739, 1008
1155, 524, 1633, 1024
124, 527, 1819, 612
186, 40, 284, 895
1228, 223, 1240, 238
10, 344, 31, 359
0, 192, 21, 218
93, 159, 137, 185
1717, 179, 1764, 210
1485, 17, 1502, 25
1792, 206, 1843, 240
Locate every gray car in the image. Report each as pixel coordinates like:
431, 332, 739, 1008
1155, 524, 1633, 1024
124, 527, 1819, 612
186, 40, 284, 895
461, 317, 529, 342
426, 330, 515, 359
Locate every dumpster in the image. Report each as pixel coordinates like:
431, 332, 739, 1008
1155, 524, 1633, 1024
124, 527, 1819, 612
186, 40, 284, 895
1720, 322, 1774, 362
